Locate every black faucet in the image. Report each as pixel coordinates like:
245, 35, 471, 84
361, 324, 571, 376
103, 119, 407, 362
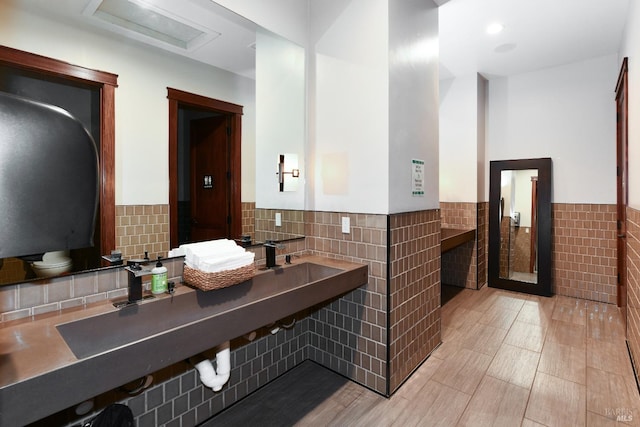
125, 263, 152, 304
264, 241, 286, 268
264, 242, 277, 269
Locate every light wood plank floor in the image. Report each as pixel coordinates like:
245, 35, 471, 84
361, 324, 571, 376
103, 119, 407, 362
204, 286, 640, 426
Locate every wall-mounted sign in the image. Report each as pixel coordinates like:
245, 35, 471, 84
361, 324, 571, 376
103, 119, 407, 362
203, 175, 213, 189
412, 159, 424, 196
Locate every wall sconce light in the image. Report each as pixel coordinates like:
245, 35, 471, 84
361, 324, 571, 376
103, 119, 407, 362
277, 154, 300, 192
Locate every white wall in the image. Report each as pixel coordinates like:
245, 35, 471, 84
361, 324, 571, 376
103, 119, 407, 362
486, 54, 618, 204
0, 3, 256, 206
513, 169, 536, 228
439, 73, 488, 204
501, 170, 512, 219
255, 30, 306, 209
388, 0, 440, 213
620, 1, 640, 209
439, 75, 478, 202
308, 0, 390, 214
307, 0, 440, 214
477, 75, 487, 202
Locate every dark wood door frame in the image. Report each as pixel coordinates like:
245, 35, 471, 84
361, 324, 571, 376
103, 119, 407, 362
167, 88, 243, 248
615, 58, 629, 316
0, 45, 117, 262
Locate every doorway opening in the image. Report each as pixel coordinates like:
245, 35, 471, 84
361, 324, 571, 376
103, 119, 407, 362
167, 88, 242, 249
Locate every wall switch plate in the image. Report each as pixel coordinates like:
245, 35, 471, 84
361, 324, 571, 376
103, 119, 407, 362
275, 212, 282, 227
341, 217, 350, 233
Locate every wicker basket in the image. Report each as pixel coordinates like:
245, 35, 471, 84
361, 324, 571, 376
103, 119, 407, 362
183, 263, 255, 291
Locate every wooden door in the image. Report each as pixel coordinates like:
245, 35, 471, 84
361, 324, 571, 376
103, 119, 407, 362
189, 116, 230, 241
615, 58, 628, 320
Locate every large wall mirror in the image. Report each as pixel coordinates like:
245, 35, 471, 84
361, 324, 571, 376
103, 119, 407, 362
0, 1, 306, 286
489, 158, 552, 296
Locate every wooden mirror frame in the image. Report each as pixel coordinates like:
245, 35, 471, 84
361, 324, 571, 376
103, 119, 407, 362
488, 158, 552, 296
0, 45, 117, 267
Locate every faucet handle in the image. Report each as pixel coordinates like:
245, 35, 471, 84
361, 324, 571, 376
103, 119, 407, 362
264, 240, 285, 248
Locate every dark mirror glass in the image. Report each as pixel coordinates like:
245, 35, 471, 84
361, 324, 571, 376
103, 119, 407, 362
499, 169, 538, 284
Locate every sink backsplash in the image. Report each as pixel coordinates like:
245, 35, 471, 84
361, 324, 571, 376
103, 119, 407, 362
0, 237, 309, 323
0, 259, 184, 322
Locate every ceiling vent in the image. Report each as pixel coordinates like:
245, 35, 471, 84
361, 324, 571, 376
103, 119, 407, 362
83, 0, 220, 51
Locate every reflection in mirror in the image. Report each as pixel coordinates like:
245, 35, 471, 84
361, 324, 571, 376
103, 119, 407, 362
499, 169, 538, 284
489, 158, 552, 297
0, 2, 307, 286
255, 27, 306, 209
0, 49, 110, 286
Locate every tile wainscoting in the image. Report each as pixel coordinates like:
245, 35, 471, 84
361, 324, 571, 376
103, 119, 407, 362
440, 202, 487, 290
115, 204, 170, 261
389, 210, 441, 392
305, 211, 389, 394
552, 203, 617, 304
627, 206, 640, 387
441, 202, 615, 304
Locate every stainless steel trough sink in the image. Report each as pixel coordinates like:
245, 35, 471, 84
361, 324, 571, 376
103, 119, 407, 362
56, 262, 346, 359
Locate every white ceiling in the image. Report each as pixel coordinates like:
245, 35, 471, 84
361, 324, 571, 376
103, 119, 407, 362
438, 0, 630, 79
12, 0, 631, 81
15, 0, 259, 79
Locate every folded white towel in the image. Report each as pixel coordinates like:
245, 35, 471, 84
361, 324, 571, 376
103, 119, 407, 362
178, 239, 255, 273
199, 251, 255, 273
184, 239, 239, 264
168, 247, 186, 258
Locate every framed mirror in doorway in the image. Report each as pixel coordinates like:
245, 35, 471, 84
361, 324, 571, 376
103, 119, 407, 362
489, 158, 552, 296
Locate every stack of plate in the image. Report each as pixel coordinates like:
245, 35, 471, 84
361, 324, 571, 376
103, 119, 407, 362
31, 251, 73, 278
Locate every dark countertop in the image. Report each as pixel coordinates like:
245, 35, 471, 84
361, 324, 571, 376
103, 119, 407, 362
441, 227, 476, 253
0, 255, 367, 426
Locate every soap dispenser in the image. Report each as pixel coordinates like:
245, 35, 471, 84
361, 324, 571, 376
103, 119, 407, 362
151, 257, 168, 294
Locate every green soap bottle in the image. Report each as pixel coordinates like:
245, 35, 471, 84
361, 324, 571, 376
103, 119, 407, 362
151, 257, 168, 294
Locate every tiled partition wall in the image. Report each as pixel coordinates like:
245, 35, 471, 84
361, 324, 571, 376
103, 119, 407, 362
552, 203, 617, 304
254, 208, 305, 241
513, 226, 533, 272
627, 206, 640, 386
388, 210, 441, 392
241, 202, 255, 237
476, 202, 489, 289
499, 217, 515, 278
305, 211, 389, 394
115, 205, 170, 261
478, 202, 488, 289
440, 202, 477, 229
440, 202, 484, 289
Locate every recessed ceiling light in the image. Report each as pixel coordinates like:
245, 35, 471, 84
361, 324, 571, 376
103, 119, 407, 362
83, 0, 220, 51
486, 22, 505, 35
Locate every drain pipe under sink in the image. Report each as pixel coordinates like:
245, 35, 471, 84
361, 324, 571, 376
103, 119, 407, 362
193, 341, 231, 392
